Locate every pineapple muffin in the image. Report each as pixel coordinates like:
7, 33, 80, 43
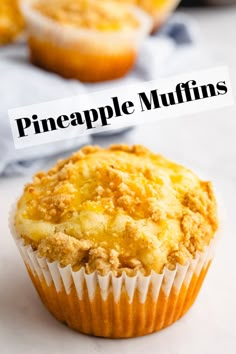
20, 0, 151, 82
0, 0, 24, 45
115, 0, 180, 32
12, 145, 218, 337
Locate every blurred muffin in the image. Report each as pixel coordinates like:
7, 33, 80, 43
0, 0, 24, 45
12, 145, 219, 337
117, 0, 180, 32
21, 0, 151, 82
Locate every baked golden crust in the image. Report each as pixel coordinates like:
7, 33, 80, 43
33, 0, 139, 31
15, 144, 218, 275
0, 0, 24, 45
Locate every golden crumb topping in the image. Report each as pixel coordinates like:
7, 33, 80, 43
15, 144, 218, 275
0, 0, 24, 45
33, 0, 140, 31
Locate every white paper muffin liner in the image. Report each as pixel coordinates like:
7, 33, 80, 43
21, 0, 152, 53
13, 235, 218, 303
9, 200, 220, 304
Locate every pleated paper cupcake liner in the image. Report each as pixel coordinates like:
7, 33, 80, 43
9, 201, 219, 338
27, 35, 138, 82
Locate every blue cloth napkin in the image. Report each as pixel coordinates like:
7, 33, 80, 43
0, 13, 208, 176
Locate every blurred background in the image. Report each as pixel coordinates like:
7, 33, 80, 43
0, 2, 236, 353
0, 0, 235, 176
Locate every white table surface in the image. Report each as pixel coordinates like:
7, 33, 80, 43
1, 6, 236, 354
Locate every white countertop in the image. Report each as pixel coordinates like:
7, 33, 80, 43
1, 6, 236, 354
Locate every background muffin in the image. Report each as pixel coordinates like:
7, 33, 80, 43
0, 0, 24, 45
21, 0, 151, 82
114, 0, 181, 32
12, 145, 219, 338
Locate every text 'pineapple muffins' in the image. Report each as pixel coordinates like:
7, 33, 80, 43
21, 0, 151, 82
12, 145, 219, 338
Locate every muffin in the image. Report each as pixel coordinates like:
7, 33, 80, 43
20, 0, 151, 82
11, 144, 219, 338
116, 0, 180, 32
0, 0, 24, 45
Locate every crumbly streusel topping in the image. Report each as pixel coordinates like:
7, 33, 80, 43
15, 144, 218, 275
33, 0, 139, 31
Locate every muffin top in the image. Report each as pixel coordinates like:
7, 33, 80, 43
15, 145, 218, 275
33, 0, 140, 31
